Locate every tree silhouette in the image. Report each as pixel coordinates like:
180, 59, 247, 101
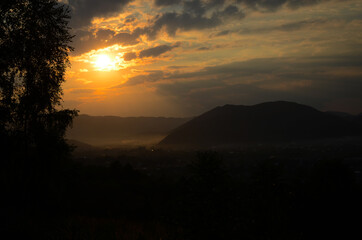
0, 0, 77, 157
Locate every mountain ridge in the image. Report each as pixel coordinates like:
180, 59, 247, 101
158, 101, 362, 149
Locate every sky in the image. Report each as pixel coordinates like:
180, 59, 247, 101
60, 0, 362, 117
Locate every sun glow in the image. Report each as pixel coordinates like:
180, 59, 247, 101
94, 54, 115, 71
71, 45, 131, 72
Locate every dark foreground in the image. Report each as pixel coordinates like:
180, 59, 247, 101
2, 140, 362, 240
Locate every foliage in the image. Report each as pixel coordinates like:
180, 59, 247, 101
0, 0, 77, 153
0, 2, 78, 233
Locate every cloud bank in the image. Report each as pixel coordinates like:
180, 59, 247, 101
153, 55, 362, 115
68, 0, 133, 27
69, 0, 338, 54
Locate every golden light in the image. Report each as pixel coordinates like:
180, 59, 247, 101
73, 45, 131, 72
94, 54, 114, 71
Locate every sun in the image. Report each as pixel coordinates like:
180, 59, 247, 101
94, 54, 114, 71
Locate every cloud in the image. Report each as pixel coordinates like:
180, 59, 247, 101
155, 55, 362, 115
123, 43, 180, 61
115, 71, 164, 87
148, 0, 332, 39
71, 30, 106, 55
72, 25, 179, 56
197, 47, 210, 51
286, 0, 332, 9
145, 12, 222, 38
124, 14, 137, 23
218, 4, 244, 19
110, 32, 140, 45
155, 0, 227, 8
141, 1, 244, 39
167, 65, 188, 69
96, 29, 116, 40
240, 19, 328, 34
154, 0, 182, 6
71, 30, 98, 55
215, 30, 231, 36
69, 0, 334, 55
72, 29, 140, 55
123, 52, 138, 61
145, 0, 332, 39
154, 0, 331, 11
271, 19, 327, 31
213, 17, 346, 38
68, 0, 133, 28
69, 0, 334, 51
236, 0, 331, 11
139, 44, 175, 58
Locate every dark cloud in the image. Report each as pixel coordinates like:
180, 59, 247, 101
154, 0, 182, 6
71, 30, 101, 55
145, 12, 222, 38
155, 0, 329, 11
215, 30, 232, 36
96, 29, 116, 40
196, 44, 226, 50
68, 0, 333, 47
122, 44, 180, 61
124, 16, 137, 23
142, 1, 243, 39
184, 0, 207, 15
123, 52, 138, 61
212, 18, 328, 38
69, 0, 333, 55
207, 0, 226, 7
139, 45, 175, 58
167, 65, 188, 69
236, 0, 331, 11
115, 71, 164, 87
72, 29, 140, 55
68, 0, 133, 28
72, 27, 179, 56
144, 0, 330, 39
219, 5, 242, 18
155, 0, 331, 13
198, 47, 210, 51
272, 19, 327, 31
156, 55, 362, 115
240, 19, 327, 34
154, 0, 225, 8
110, 32, 140, 45
287, 0, 331, 9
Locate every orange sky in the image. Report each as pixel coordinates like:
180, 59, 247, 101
61, 0, 362, 117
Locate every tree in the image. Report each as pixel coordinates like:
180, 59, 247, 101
0, 0, 77, 157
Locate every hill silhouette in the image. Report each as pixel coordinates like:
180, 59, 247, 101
159, 101, 362, 148
67, 115, 189, 146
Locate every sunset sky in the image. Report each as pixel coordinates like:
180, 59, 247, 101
61, 0, 362, 117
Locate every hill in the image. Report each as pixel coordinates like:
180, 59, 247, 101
158, 101, 362, 149
66, 115, 189, 146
